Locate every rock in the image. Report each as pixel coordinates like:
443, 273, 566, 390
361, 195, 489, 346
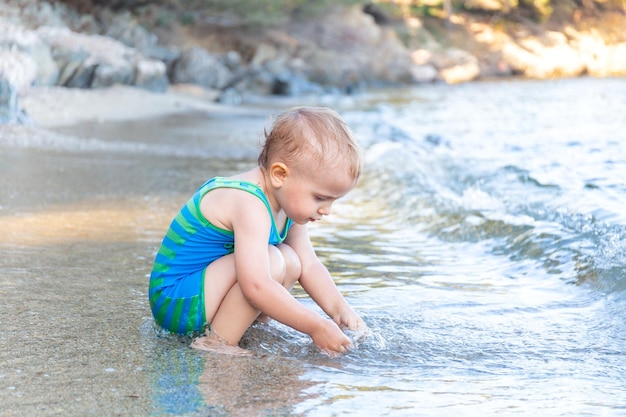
463, 0, 515, 13
567, 29, 626, 77
602, 43, 626, 76
134, 59, 168, 92
222, 50, 243, 70
0, 22, 58, 86
142, 44, 181, 79
91, 60, 134, 88
244, 66, 275, 95
217, 87, 242, 105
170, 47, 232, 90
437, 49, 481, 84
18, 0, 67, 29
286, 6, 415, 87
0, 49, 38, 92
271, 71, 323, 96
54, 49, 91, 87
410, 49, 439, 82
410, 64, 439, 83
35, 26, 168, 91
251, 43, 280, 67
99, 9, 158, 51
439, 60, 480, 84
363, 3, 391, 25
0, 76, 24, 124
502, 32, 586, 78
418, 48, 480, 84
0, 51, 34, 124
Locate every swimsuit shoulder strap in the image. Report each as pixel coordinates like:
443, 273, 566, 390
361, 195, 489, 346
200, 177, 266, 201
196, 177, 293, 242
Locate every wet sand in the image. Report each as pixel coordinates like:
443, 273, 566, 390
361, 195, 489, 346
0, 85, 297, 416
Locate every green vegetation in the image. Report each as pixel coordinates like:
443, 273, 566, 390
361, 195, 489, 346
169, 0, 364, 27
59, 0, 626, 26
185, 0, 626, 26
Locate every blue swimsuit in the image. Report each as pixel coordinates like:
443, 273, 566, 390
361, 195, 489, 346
149, 177, 293, 334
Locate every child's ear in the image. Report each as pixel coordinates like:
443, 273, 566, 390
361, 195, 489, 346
269, 162, 289, 187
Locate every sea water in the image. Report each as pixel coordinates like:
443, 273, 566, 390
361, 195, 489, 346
0, 77, 624, 416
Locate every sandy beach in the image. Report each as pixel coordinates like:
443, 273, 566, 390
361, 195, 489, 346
20, 84, 270, 127
0, 84, 299, 163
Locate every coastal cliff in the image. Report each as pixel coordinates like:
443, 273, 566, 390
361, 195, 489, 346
1, 0, 625, 123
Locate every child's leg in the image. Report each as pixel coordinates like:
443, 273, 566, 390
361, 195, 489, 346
209, 244, 301, 344
192, 244, 301, 352
256, 243, 301, 324
276, 243, 302, 291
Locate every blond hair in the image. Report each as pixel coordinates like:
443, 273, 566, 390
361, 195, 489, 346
258, 106, 362, 180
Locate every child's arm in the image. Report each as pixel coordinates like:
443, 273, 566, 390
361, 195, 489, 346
229, 194, 353, 353
285, 224, 367, 331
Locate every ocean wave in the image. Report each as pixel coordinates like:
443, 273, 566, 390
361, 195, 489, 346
352, 110, 626, 295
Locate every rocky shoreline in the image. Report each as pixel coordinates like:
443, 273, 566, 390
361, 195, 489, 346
1, 0, 626, 125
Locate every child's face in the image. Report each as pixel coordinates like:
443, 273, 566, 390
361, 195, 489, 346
280, 162, 356, 225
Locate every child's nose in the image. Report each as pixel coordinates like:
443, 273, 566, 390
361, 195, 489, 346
318, 203, 332, 216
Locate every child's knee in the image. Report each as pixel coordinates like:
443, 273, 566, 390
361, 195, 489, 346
268, 245, 287, 283
267, 244, 301, 284
277, 243, 301, 282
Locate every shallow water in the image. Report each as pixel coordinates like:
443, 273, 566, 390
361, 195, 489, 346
1, 77, 625, 416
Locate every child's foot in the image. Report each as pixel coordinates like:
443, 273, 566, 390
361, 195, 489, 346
191, 330, 253, 356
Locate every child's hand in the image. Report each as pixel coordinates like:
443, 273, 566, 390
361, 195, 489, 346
310, 319, 353, 355
334, 308, 367, 332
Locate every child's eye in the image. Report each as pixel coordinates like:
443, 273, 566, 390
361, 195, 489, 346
315, 196, 327, 202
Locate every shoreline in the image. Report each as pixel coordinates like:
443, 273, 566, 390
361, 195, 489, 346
1, 84, 289, 167
19, 84, 270, 129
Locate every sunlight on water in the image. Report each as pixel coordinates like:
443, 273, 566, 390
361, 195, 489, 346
0, 200, 170, 245
296, 77, 626, 416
